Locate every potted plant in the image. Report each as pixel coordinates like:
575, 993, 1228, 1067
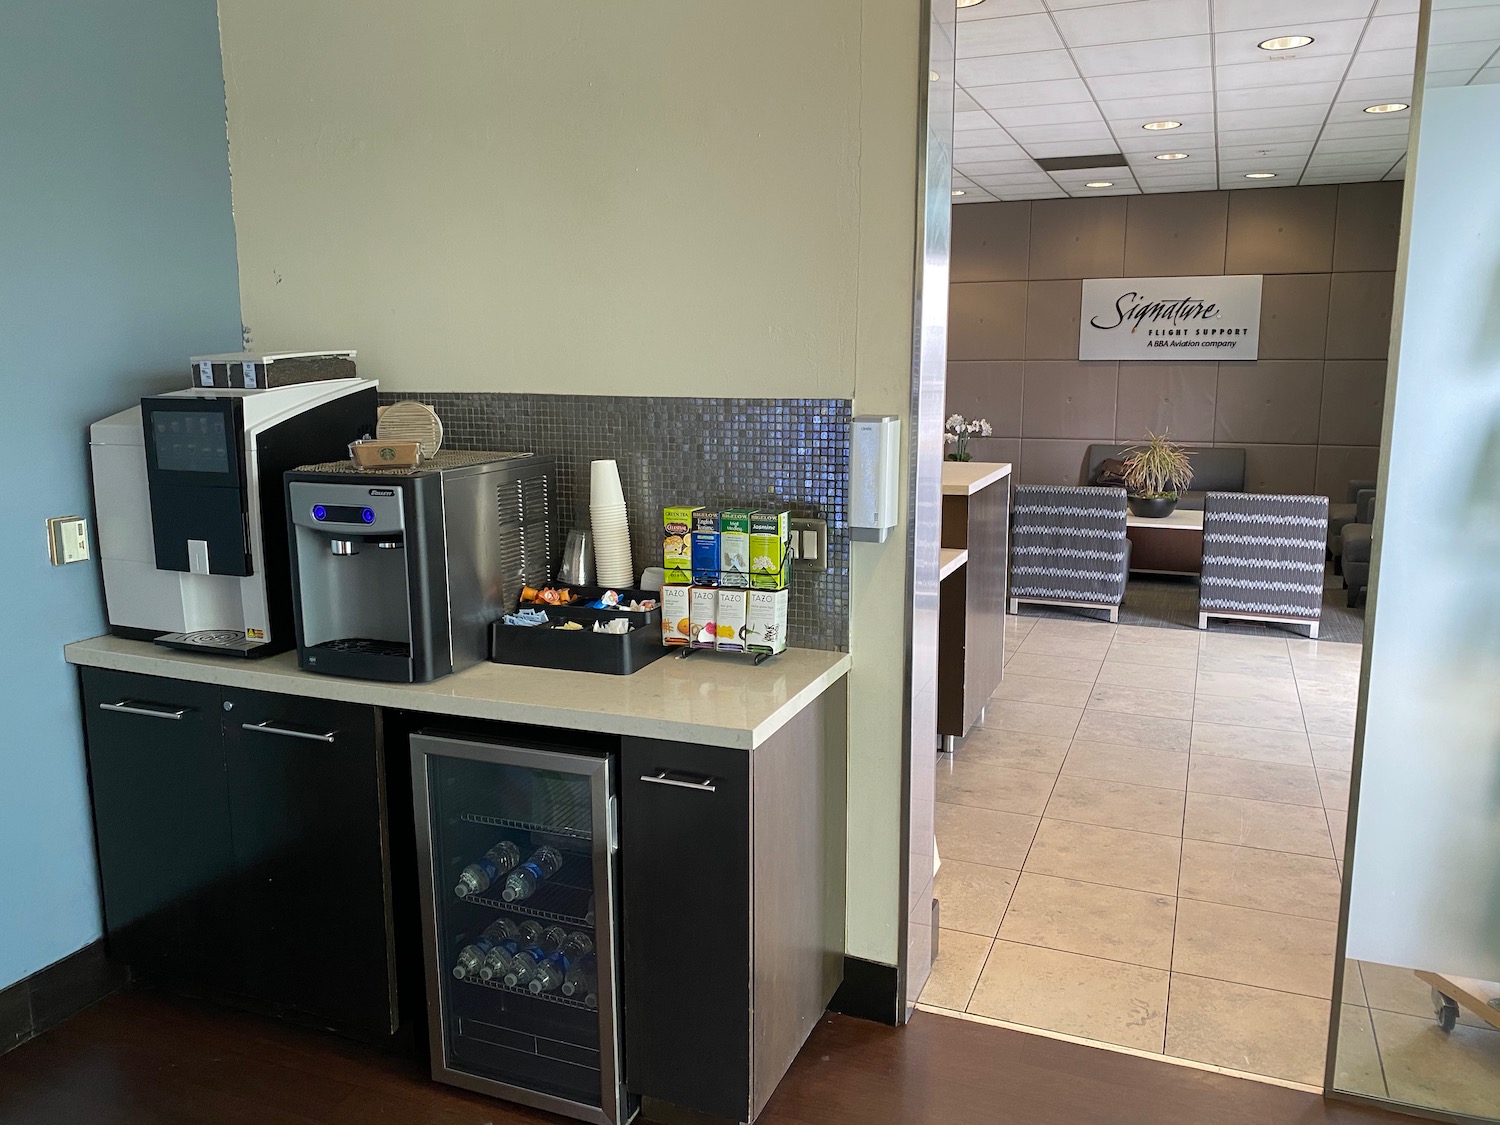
1121, 431, 1194, 518
944, 414, 993, 462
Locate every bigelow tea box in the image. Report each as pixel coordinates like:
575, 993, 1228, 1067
749, 509, 791, 589
714, 588, 747, 652
719, 508, 754, 588
689, 587, 719, 650
691, 511, 721, 586
745, 588, 789, 655
661, 584, 691, 647
663, 506, 702, 586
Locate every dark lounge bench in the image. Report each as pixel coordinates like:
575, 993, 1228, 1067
1083, 444, 1247, 511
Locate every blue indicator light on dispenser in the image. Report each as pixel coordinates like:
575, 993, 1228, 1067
312, 505, 328, 521
361, 507, 376, 524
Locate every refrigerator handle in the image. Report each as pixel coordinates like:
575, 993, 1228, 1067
608, 795, 619, 855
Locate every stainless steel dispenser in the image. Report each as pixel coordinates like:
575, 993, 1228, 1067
284, 451, 556, 683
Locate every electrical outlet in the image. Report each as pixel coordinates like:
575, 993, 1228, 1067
790, 518, 827, 571
46, 515, 90, 565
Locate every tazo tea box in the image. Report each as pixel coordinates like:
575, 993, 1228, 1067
745, 588, 789, 655
719, 508, 753, 588
663, 506, 702, 586
689, 587, 719, 650
750, 509, 791, 589
661, 584, 692, 647
691, 511, 721, 586
714, 588, 747, 653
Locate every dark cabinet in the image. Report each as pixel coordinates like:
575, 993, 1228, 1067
81, 668, 396, 1035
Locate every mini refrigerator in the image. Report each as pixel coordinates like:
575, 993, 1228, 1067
411, 732, 632, 1125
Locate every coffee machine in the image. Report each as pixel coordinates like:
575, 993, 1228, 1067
285, 451, 557, 683
90, 378, 378, 656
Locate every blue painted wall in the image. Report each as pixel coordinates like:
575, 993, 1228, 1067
0, 0, 242, 988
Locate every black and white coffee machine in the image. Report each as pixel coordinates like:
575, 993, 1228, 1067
284, 451, 558, 683
90, 360, 377, 657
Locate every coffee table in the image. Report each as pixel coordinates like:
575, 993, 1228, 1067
1126, 508, 1204, 575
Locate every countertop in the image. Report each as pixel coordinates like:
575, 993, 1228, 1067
942, 461, 1012, 496
65, 636, 850, 751
939, 548, 968, 580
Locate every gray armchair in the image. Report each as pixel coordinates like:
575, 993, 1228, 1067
1330, 478, 1377, 569
1009, 485, 1130, 623
1199, 492, 1329, 638
1341, 488, 1377, 608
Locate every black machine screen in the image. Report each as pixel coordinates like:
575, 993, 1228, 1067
152, 411, 230, 474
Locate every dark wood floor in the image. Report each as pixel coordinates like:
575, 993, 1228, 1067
0, 988, 1411, 1125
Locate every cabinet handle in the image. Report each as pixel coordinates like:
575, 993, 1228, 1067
241, 721, 337, 743
640, 770, 716, 793
99, 701, 189, 721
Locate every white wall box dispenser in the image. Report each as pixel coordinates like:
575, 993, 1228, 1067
850, 415, 901, 543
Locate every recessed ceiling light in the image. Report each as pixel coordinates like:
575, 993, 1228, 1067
1244, 172, 1277, 179
1084, 181, 1115, 188
1142, 120, 1182, 131
951, 189, 966, 197
1155, 152, 1190, 161
1364, 102, 1409, 114
1258, 34, 1314, 51
956, 0, 987, 6
929, 70, 939, 81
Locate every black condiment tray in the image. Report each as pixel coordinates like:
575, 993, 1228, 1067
489, 588, 668, 676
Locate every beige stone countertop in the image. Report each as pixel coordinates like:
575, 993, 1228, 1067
941, 461, 1012, 496
939, 548, 968, 580
65, 636, 851, 751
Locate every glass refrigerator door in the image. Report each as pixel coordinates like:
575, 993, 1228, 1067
411, 733, 626, 1125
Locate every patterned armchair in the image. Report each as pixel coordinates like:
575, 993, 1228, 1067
1199, 492, 1329, 638
1009, 485, 1130, 623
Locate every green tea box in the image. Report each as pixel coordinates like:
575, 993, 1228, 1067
749, 509, 791, 589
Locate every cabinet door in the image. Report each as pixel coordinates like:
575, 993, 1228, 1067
620, 739, 750, 1121
222, 688, 396, 1034
81, 668, 233, 986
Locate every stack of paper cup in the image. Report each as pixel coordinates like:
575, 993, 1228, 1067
590, 459, 634, 587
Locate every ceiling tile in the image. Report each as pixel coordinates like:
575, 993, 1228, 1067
954, 143, 1033, 162
1049, 166, 1134, 183
951, 126, 1017, 147
997, 190, 1069, 199
1346, 46, 1418, 79
1426, 39, 1500, 69
1476, 66, 1500, 85
1429, 6, 1500, 45
968, 77, 1095, 108
952, 193, 998, 204
957, 13, 1066, 58
1086, 67, 1214, 99
1325, 99, 1413, 125
1096, 92, 1215, 119
1305, 150, 1406, 167
1020, 138, 1132, 158
955, 110, 1000, 131
1071, 36, 1213, 77
1102, 110, 1216, 135
1115, 129, 1216, 153
1222, 177, 1299, 188
1215, 124, 1323, 146
1212, 0, 1375, 32
1337, 75, 1416, 103
1217, 103, 1331, 130
1216, 55, 1351, 90
1361, 13, 1421, 52
986, 101, 1107, 128
1373, 0, 1419, 14
957, 158, 1048, 176
1218, 140, 1315, 160
1051, 0, 1211, 48
1213, 19, 1367, 66
954, 89, 982, 114
1216, 82, 1341, 111
1311, 135, 1410, 154
957, 50, 1080, 87
968, 170, 1060, 185
959, 0, 1044, 17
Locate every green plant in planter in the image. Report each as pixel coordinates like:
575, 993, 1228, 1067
1121, 431, 1194, 499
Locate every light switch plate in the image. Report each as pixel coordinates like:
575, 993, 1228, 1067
47, 515, 90, 565
790, 517, 827, 571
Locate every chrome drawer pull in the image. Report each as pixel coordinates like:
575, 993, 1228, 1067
640, 770, 716, 793
99, 701, 188, 721
241, 721, 337, 743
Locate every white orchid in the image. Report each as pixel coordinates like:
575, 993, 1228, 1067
943, 413, 994, 462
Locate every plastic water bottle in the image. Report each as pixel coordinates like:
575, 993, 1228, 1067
518, 919, 545, 948
534, 933, 596, 995
504, 945, 549, 989
585, 894, 596, 926
454, 919, 515, 979
561, 952, 596, 999
455, 840, 521, 898
501, 845, 564, 902
479, 938, 520, 982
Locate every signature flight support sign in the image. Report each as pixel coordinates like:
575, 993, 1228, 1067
1079, 275, 1263, 361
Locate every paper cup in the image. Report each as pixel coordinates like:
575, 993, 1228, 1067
590, 459, 626, 509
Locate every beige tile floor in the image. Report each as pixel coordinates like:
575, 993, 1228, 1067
1336, 961, 1500, 1118
923, 613, 1361, 1086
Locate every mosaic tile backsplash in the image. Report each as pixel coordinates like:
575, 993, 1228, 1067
380, 392, 853, 651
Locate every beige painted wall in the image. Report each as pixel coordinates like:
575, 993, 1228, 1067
218, 0, 924, 966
